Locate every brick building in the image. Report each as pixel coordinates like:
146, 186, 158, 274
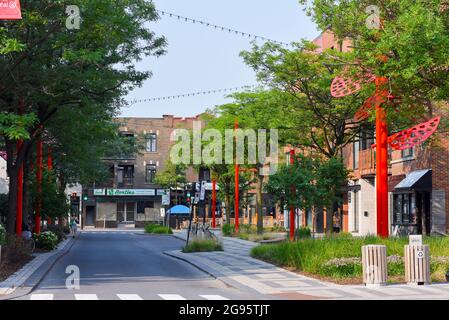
82, 115, 205, 229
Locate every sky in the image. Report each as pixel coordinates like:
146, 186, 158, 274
121, 0, 320, 118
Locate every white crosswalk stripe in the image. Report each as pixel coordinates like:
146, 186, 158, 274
30, 294, 54, 300
199, 295, 229, 300
75, 294, 99, 300
158, 294, 187, 300
117, 294, 143, 300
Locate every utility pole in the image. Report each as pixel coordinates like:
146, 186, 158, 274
212, 179, 216, 228
34, 138, 43, 234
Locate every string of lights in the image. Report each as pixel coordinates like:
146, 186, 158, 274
156, 9, 293, 47
128, 85, 258, 105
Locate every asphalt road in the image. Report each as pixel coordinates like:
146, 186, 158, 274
11, 231, 268, 300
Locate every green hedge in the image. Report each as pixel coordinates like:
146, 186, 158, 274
182, 239, 223, 253
144, 224, 173, 234
34, 231, 59, 250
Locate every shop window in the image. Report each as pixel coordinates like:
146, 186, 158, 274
137, 201, 154, 213
393, 193, 417, 225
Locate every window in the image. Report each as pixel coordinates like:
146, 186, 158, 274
137, 201, 154, 213
117, 165, 134, 187
393, 193, 417, 225
401, 147, 414, 159
146, 133, 157, 152
353, 140, 360, 169
145, 164, 157, 183
353, 191, 359, 232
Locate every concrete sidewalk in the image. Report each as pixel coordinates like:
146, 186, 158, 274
167, 230, 449, 300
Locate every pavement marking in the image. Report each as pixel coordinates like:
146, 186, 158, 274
158, 294, 187, 300
117, 294, 143, 300
199, 295, 229, 300
30, 294, 54, 300
75, 294, 99, 300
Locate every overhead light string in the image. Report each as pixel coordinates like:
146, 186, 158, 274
156, 9, 293, 47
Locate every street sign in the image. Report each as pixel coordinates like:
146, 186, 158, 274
160, 208, 165, 218
409, 235, 423, 246
0, 0, 22, 20
161, 192, 170, 206
194, 192, 200, 204
200, 181, 207, 201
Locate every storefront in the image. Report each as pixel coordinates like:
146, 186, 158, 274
392, 169, 432, 235
92, 188, 167, 228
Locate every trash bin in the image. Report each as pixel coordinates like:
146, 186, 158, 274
362, 245, 388, 287
404, 245, 431, 285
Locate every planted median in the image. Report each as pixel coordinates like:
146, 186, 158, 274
250, 235, 449, 284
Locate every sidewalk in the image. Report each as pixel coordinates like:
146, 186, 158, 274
0, 235, 75, 296
167, 230, 449, 300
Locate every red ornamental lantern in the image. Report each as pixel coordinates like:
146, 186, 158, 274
0, 0, 21, 20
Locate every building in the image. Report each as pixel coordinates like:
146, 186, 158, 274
82, 115, 204, 229
313, 30, 449, 236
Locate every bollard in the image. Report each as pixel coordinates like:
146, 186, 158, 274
362, 245, 388, 287
404, 245, 431, 285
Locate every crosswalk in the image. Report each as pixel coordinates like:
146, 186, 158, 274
28, 293, 230, 300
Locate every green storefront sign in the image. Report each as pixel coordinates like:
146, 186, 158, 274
106, 189, 155, 196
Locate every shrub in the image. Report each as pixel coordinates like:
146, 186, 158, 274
46, 225, 66, 242
34, 231, 59, 250
222, 223, 235, 236
0, 223, 6, 245
144, 223, 172, 234
3, 235, 33, 262
183, 239, 223, 253
295, 226, 311, 239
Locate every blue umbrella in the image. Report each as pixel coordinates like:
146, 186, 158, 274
167, 205, 190, 215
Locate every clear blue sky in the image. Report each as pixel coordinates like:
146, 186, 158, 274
121, 0, 319, 118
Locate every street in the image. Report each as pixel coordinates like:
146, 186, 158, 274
9, 231, 270, 300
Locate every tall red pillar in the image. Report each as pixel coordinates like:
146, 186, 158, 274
234, 120, 239, 233
212, 179, 216, 228
375, 76, 389, 238
35, 139, 43, 234
46, 147, 53, 225
289, 149, 296, 241
16, 141, 23, 235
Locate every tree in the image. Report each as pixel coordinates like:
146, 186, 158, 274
265, 154, 348, 235
0, 0, 166, 233
298, 0, 449, 125
240, 41, 367, 159
154, 161, 187, 205
206, 90, 287, 233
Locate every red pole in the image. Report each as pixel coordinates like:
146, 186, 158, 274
212, 179, 216, 228
375, 76, 389, 238
35, 139, 43, 234
289, 149, 295, 241
16, 141, 23, 235
234, 119, 239, 233
46, 147, 53, 226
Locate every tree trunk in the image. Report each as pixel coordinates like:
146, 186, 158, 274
256, 174, 264, 235
22, 157, 30, 228
6, 140, 18, 234
225, 190, 231, 225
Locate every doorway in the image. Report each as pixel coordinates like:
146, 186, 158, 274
86, 206, 95, 226
117, 202, 136, 222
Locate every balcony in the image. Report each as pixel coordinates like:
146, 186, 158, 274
358, 149, 392, 177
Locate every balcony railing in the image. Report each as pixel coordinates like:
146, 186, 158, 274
358, 149, 391, 177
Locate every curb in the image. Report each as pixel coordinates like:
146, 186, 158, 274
0, 234, 77, 297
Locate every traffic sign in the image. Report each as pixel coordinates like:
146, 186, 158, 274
200, 181, 207, 201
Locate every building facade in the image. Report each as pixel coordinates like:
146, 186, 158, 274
82, 115, 203, 228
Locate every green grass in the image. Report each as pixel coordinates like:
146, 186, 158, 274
182, 239, 223, 253
144, 224, 173, 234
250, 235, 449, 283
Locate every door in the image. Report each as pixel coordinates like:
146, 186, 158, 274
353, 191, 359, 232
86, 206, 95, 226
126, 202, 135, 222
